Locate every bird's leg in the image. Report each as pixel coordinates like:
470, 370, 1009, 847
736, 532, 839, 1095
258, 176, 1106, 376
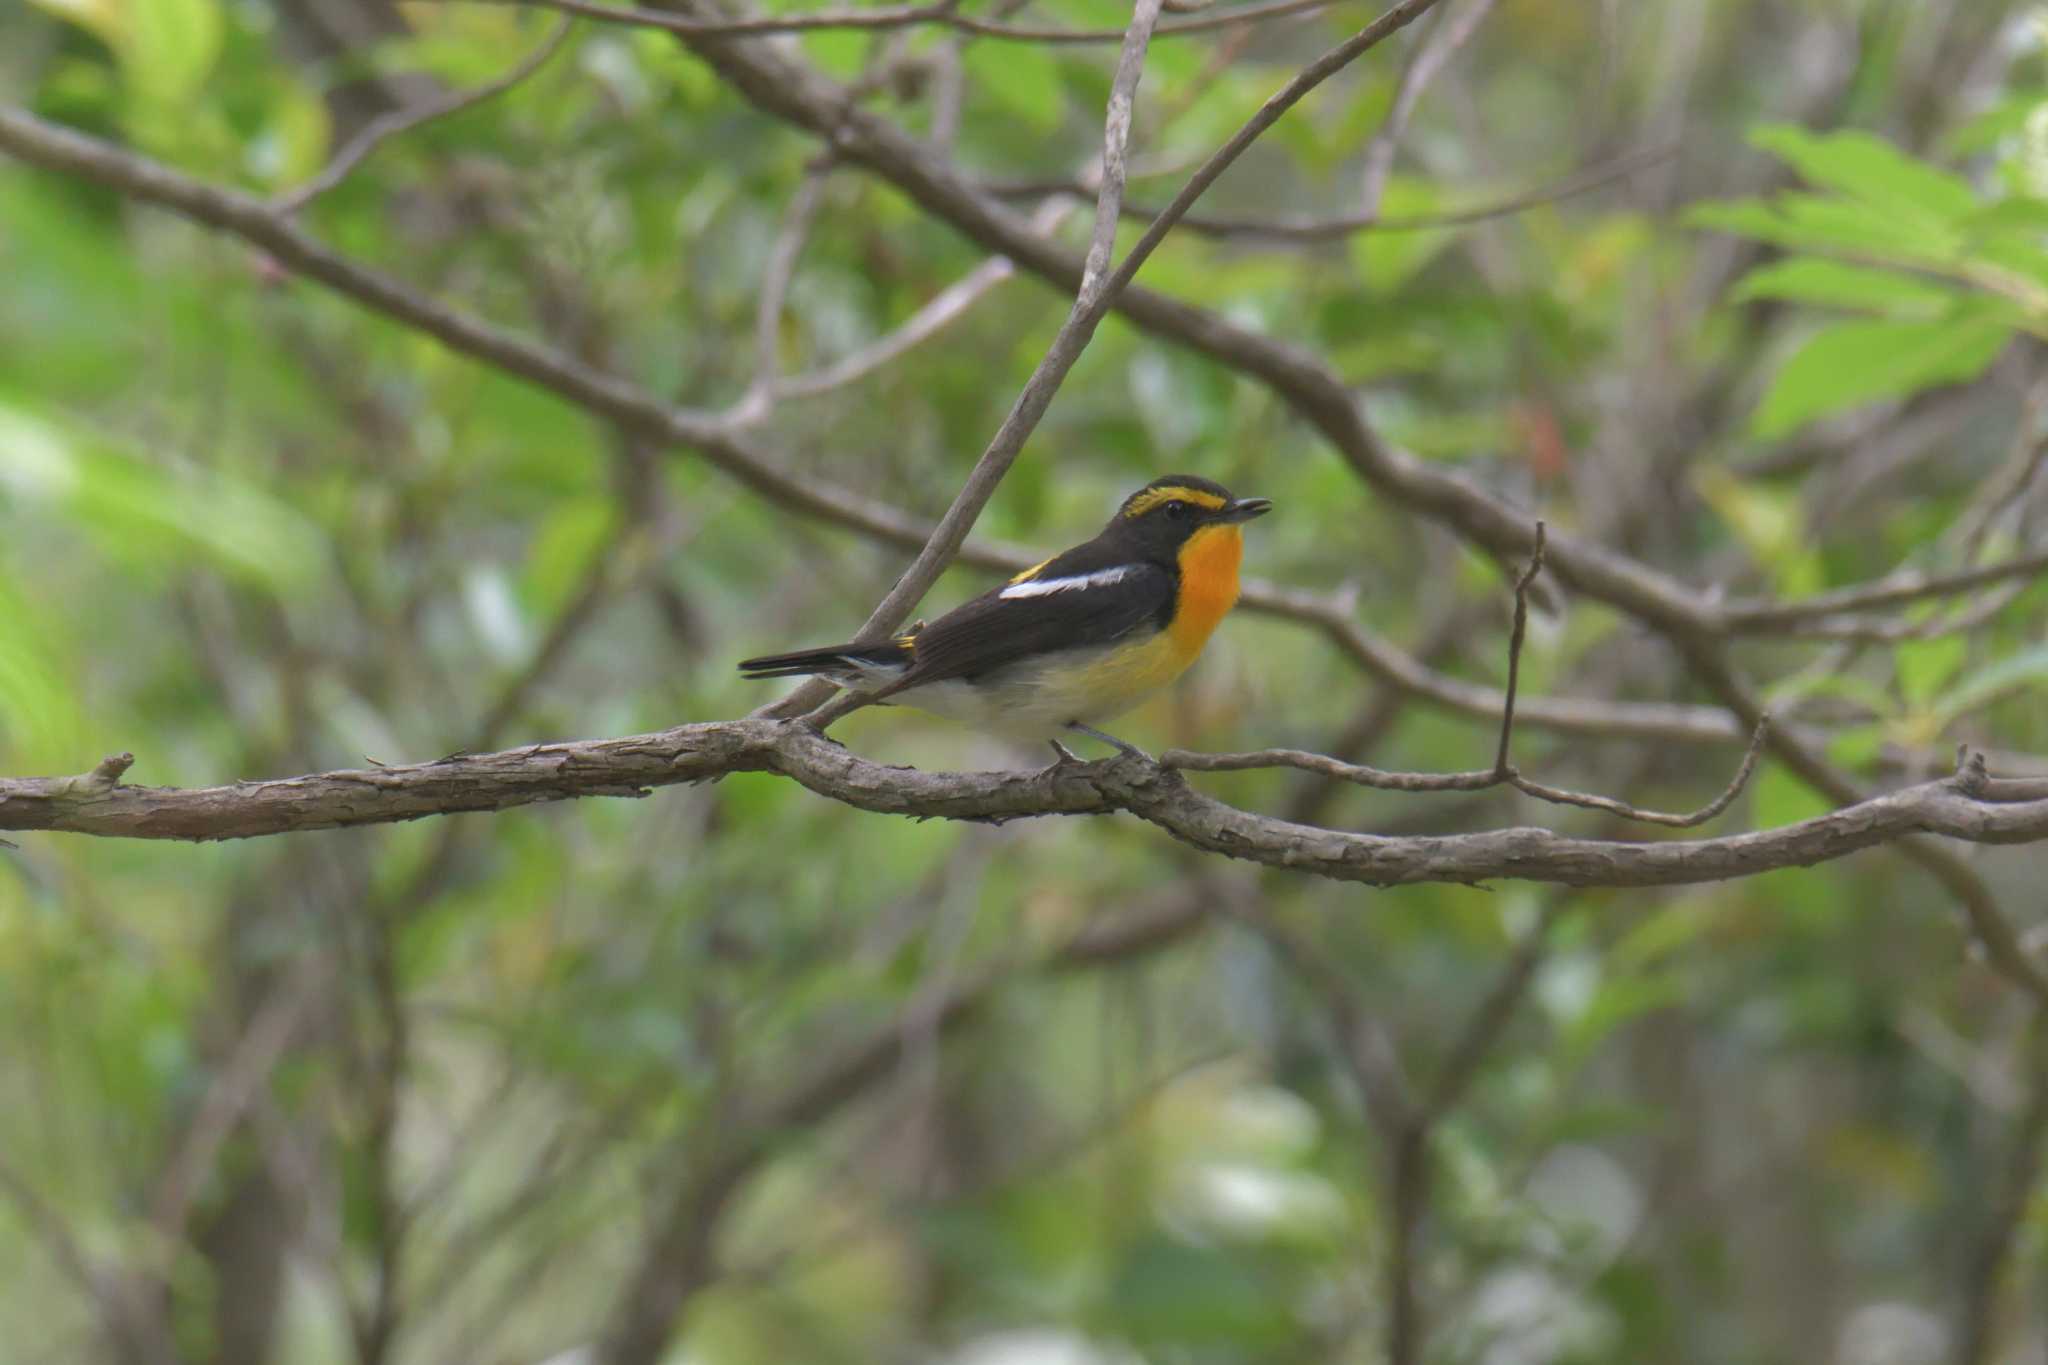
1065, 723, 1151, 761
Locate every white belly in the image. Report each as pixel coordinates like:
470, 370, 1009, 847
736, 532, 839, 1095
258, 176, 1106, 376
886, 632, 1189, 740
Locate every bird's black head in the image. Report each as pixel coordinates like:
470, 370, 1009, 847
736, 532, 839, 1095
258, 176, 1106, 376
1107, 474, 1273, 561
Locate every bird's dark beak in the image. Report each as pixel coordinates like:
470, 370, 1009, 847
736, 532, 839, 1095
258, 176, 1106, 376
1216, 497, 1273, 523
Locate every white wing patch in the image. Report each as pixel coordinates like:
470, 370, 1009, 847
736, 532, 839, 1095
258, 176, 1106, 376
999, 566, 1135, 600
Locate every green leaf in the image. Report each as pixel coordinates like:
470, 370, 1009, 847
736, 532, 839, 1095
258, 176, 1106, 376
1609, 898, 1719, 973
1109, 1240, 1296, 1347
1352, 176, 1458, 291
1946, 92, 2047, 156
1968, 237, 2048, 305
1562, 973, 1688, 1071
1754, 765, 1832, 832
964, 40, 1064, 134
251, 75, 334, 188
0, 402, 321, 593
1730, 257, 1961, 315
0, 567, 88, 771
1751, 124, 1977, 223
1825, 725, 1887, 770
1896, 635, 1966, 708
25, 0, 121, 47
1963, 198, 2048, 238
522, 496, 617, 617
122, 0, 223, 103
1686, 195, 1958, 265
799, 28, 868, 80
1931, 644, 2048, 727
1693, 469, 1822, 595
1751, 314, 2010, 438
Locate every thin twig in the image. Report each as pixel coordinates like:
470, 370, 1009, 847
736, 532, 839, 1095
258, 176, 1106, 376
733, 165, 835, 423
1503, 721, 1770, 827
770, 256, 1015, 400
1356, 0, 1498, 219
273, 18, 574, 214
1722, 545, 2048, 633
1421, 895, 1569, 1125
1955, 377, 2048, 560
1169, 522, 1772, 829
0, 1153, 171, 1363
1491, 521, 1547, 777
1098, 0, 1452, 306
148, 957, 327, 1241
1954, 1015, 2048, 1365
1164, 720, 1772, 827
982, 141, 1676, 241
479, 0, 1346, 45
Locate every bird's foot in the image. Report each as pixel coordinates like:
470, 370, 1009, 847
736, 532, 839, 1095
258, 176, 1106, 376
780, 714, 849, 750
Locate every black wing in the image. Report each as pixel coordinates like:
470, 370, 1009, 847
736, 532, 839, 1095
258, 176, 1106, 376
877, 558, 1174, 695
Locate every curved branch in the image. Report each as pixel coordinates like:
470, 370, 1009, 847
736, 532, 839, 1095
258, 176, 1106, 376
489, 0, 1348, 45
5, 725, 2047, 890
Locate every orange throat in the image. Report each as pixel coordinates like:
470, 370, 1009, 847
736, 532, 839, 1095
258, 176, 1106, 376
1168, 524, 1244, 663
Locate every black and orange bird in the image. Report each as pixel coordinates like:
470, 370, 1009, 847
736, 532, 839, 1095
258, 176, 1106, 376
739, 475, 1272, 761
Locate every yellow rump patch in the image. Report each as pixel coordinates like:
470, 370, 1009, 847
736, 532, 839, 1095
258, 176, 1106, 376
1122, 485, 1229, 519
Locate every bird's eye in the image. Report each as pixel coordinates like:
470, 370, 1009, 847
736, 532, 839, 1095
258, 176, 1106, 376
1163, 500, 1188, 519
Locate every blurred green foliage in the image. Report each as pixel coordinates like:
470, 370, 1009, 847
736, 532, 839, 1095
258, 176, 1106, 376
3, 1, 2048, 1363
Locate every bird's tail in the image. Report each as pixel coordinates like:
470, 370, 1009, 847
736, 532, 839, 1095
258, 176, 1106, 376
737, 639, 914, 685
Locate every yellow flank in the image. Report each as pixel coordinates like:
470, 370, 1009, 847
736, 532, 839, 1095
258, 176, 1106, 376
1058, 630, 1186, 710
1122, 485, 1229, 519
1168, 523, 1244, 663
1009, 557, 1053, 584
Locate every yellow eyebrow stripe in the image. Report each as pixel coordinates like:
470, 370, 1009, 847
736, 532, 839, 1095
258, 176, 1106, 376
1123, 486, 1227, 518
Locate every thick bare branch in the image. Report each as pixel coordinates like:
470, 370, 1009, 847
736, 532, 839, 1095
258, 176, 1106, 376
5, 725, 2048, 889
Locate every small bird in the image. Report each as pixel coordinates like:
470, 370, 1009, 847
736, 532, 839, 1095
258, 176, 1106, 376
739, 475, 1273, 761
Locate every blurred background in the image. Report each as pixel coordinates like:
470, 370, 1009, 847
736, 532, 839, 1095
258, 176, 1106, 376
3, 0, 2047, 1361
